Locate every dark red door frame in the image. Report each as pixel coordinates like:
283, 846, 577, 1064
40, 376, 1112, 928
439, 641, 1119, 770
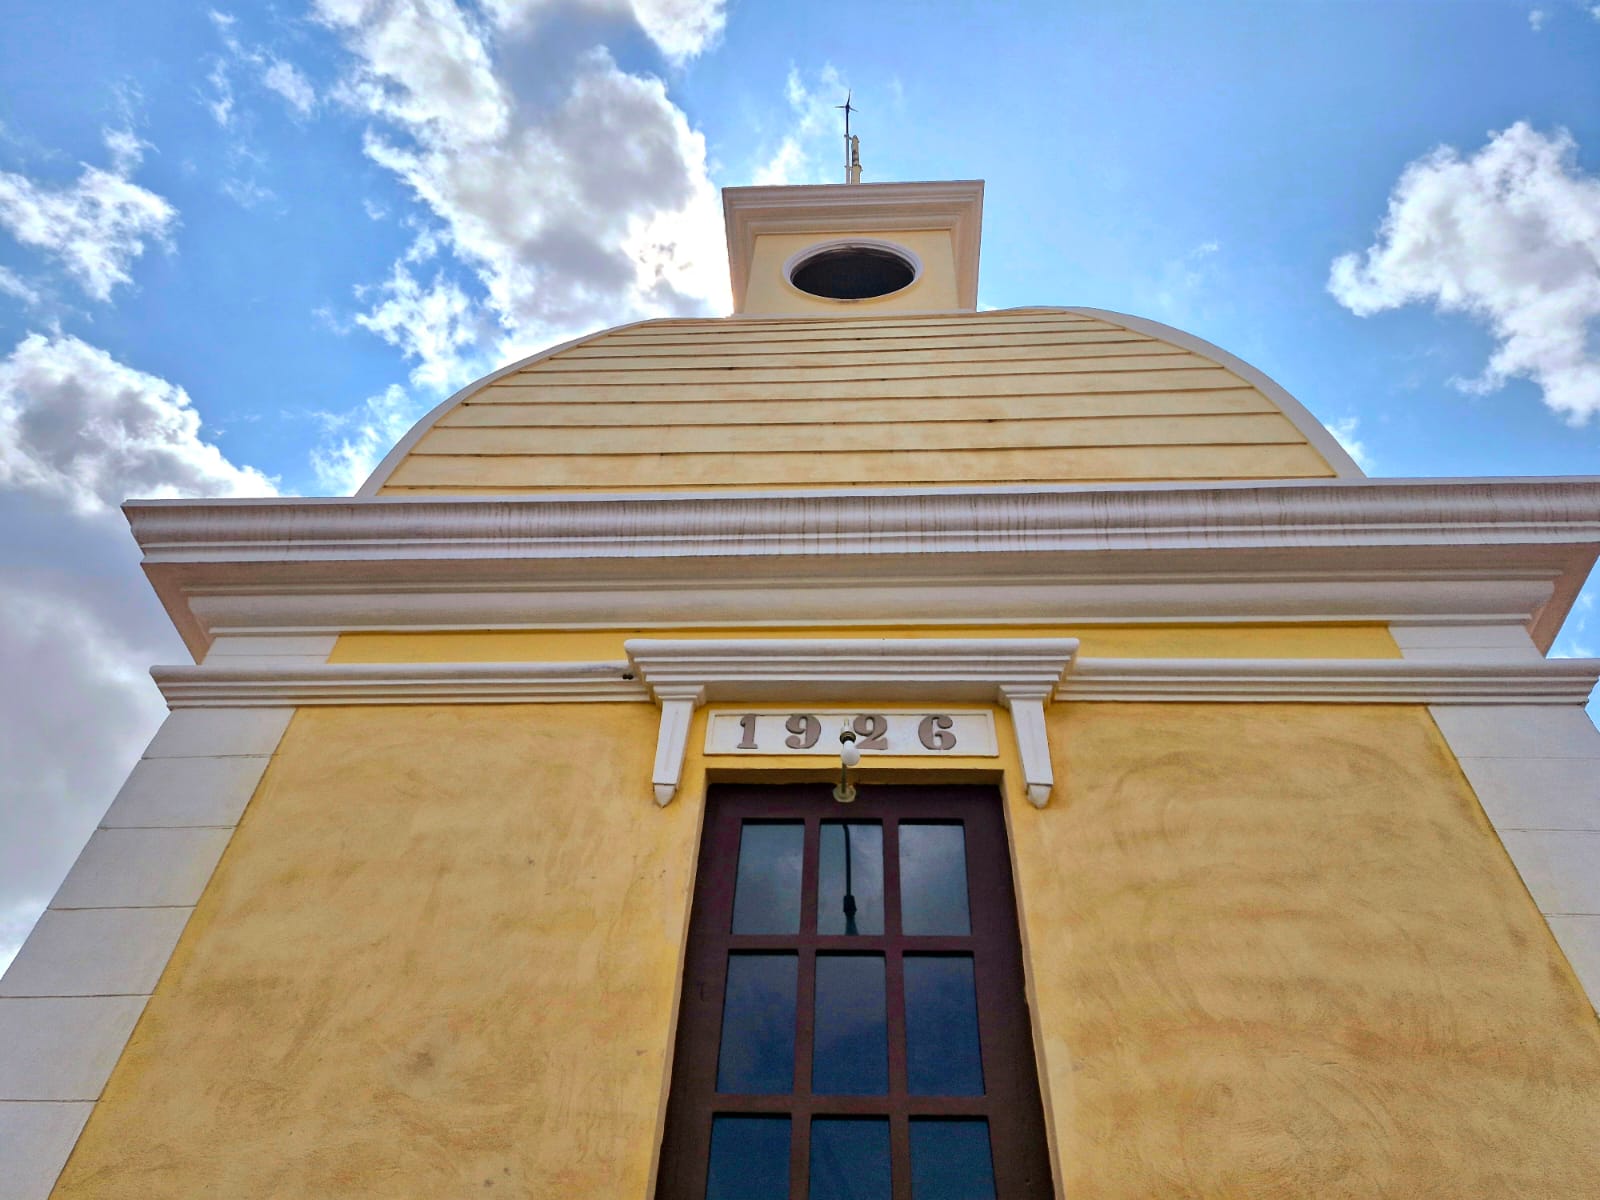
655, 782, 1054, 1199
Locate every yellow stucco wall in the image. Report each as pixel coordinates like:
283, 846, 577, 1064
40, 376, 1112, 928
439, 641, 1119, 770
378, 308, 1338, 495
52, 686, 1600, 1197
51, 703, 696, 1198
740, 229, 959, 315
1020, 702, 1600, 1198
329, 622, 1402, 664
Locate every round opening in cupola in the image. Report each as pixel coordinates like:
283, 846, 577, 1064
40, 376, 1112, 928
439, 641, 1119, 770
787, 241, 918, 300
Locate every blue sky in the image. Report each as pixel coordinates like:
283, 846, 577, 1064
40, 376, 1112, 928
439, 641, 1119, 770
2, 0, 1599, 966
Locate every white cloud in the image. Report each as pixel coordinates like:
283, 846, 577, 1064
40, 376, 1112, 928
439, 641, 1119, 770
0, 265, 40, 307
0, 332, 276, 514
207, 12, 320, 123
263, 58, 318, 116
0, 333, 275, 973
1327, 415, 1374, 472
484, 0, 726, 62
1330, 123, 1600, 424
0, 130, 177, 302
626, 0, 726, 62
1529, 8, 1547, 30
221, 176, 277, 209
754, 65, 849, 186
0, 565, 172, 973
205, 57, 236, 127
315, 0, 728, 389
355, 259, 485, 390
1154, 240, 1222, 317
319, 0, 511, 147
310, 382, 427, 494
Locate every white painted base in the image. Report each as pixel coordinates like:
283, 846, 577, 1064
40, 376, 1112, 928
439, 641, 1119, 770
0, 1103, 93, 1200
0, 997, 147, 1101
1423, 697, 1600, 1011
0, 705, 293, 1199
0, 909, 191, 998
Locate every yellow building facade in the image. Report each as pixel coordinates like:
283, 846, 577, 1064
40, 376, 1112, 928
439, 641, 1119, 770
5, 177, 1600, 1199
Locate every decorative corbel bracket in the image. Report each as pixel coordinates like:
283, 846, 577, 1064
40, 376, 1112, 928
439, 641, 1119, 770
650, 684, 705, 805
997, 684, 1056, 808
625, 638, 1079, 807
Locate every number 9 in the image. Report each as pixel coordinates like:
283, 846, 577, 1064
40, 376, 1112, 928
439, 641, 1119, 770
785, 714, 821, 749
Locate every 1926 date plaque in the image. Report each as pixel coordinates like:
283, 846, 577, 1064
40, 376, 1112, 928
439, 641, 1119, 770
704, 710, 998, 757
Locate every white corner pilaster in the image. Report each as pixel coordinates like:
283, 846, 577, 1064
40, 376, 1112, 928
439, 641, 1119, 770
998, 685, 1055, 808
0, 705, 294, 1199
650, 686, 705, 806
1423, 701, 1600, 1010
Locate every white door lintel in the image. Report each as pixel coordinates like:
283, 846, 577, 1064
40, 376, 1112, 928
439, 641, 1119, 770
624, 638, 1080, 807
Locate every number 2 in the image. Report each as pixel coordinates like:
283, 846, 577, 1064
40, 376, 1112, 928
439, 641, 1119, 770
852, 713, 888, 750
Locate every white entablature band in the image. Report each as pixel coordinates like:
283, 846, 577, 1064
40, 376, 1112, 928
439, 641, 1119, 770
148, 640, 1600, 810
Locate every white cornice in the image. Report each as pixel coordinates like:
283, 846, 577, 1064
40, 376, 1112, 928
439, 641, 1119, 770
152, 660, 646, 706
148, 648, 1598, 811
128, 478, 1600, 562
1063, 657, 1600, 704
149, 654, 1599, 710
722, 180, 985, 311
125, 478, 1600, 659
623, 638, 1080, 704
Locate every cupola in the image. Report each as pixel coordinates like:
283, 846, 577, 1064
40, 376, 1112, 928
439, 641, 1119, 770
721, 179, 984, 316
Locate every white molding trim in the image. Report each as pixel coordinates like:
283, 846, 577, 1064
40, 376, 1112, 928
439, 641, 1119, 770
722, 180, 984, 311
153, 660, 646, 706
625, 638, 1079, 807
143, 652, 1596, 819
147, 653, 1599, 711
1065, 307, 1366, 480
1062, 657, 1600, 704
126, 477, 1600, 660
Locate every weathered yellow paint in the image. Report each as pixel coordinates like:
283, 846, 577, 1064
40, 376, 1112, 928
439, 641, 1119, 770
386, 444, 1335, 490
741, 229, 959, 315
420, 413, 1307, 457
329, 623, 1403, 664
457, 366, 1248, 403
56, 691, 1600, 1198
491, 351, 1225, 384
52, 704, 696, 1199
1014, 702, 1600, 1197
446, 388, 1280, 428
375, 309, 1338, 496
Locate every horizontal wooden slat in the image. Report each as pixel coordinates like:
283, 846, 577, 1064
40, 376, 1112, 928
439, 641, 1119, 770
556, 330, 1149, 358
557, 337, 1175, 367
508, 352, 1217, 388
602, 319, 1120, 347
443, 388, 1279, 428
385, 443, 1336, 489
607, 310, 1102, 337
476, 367, 1243, 404
415, 412, 1307, 456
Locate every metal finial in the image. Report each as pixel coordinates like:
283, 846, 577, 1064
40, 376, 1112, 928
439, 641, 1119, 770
835, 91, 860, 184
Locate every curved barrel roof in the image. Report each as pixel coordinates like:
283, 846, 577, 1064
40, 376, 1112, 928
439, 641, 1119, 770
363, 306, 1358, 496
